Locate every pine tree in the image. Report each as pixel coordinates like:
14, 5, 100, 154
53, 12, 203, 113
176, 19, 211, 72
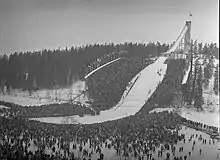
193, 40, 198, 57
202, 58, 208, 66
198, 42, 203, 54
204, 59, 213, 82
213, 64, 219, 95
190, 63, 197, 105
0, 42, 170, 90
194, 66, 204, 110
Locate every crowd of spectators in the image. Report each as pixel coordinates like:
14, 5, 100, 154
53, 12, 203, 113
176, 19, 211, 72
181, 118, 219, 135
86, 57, 153, 112
0, 101, 94, 118
1, 57, 153, 117
0, 58, 218, 160
83, 50, 128, 77
0, 109, 218, 160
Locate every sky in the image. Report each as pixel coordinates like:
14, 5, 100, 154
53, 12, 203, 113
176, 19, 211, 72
0, 0, 218, 54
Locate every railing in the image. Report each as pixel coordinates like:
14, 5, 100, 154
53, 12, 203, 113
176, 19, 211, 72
162, 23, 190, 59
168, 24, 188, 53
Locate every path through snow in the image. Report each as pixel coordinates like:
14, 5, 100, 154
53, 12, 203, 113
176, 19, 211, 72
30, 57, 168, 124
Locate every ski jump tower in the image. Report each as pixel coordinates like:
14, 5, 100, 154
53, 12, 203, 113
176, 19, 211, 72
163, 21, 192, 61
184, 21, 192, 63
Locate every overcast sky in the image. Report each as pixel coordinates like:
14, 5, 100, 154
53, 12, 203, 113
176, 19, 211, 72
0, 0, 218, 54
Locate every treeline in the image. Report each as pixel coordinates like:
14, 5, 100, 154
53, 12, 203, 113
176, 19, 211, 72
191, 41, 219, 59
203, 57, 215, 89
193, 41, 218, 96
182, 41, 219, 109
213, 64, 219, 95
0, 42, 169, 91
0, 41, 218, 92
182, 60, 204, 110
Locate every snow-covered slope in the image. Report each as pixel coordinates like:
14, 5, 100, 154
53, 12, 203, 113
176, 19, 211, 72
0, 81, 88, 106
180, 107, 219, 128
180, 57, 219, 128
30, 57, 168, 124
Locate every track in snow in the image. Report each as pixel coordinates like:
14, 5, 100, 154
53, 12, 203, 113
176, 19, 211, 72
30, 57, 168, 124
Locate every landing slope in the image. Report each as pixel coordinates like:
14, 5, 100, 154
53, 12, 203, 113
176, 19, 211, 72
31, 57, 167, 124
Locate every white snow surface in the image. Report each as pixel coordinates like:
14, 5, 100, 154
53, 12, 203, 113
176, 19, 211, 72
84, 58, 121, 79
30, 57, 168, 124
182, 65, 191, 84
182, 56, 201, 85
0, 80, 89, 106
200, 58, 219, 128
149, 107, 174, 113
148, 106, 219, 128
0, 105, 9, 109
202, 69, 219, 113
180, 107, 219, 128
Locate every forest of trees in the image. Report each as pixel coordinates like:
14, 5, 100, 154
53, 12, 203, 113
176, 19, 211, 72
0, 41, 218, 92
203, 57, 215, 89
182, 41, 219, 110
0, 42, 169, 91
192, 41, 219, 59
213, 64, 219, 95
182, 60, 204, 110
193, 65, 204, 110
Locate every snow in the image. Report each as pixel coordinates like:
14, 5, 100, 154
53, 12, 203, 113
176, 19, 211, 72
181, 55, 211, 85
176, 127, 220, 160
179, 57, 220, 128
182, 65, 191, 84
0, 57, 142, 107
148, 106, 219, 129
202, 72, 219, 112
148, 57, 219, 129
0, 105, 9, 109
201, 57, 219, 115
25, 125, 220, 160
203, 92, 219, 113
111, 72, 141, 110
1, 54, 218, 127
0, 80, 89, 106
180, 107, 219, 128
149, 108, 174, 113
180, 57, 220, 128
214, 58, 219, 66
85, 58, 121, 79
30, 57, 168, 124
182, 56, 201, 85
0, 94, 64, 106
